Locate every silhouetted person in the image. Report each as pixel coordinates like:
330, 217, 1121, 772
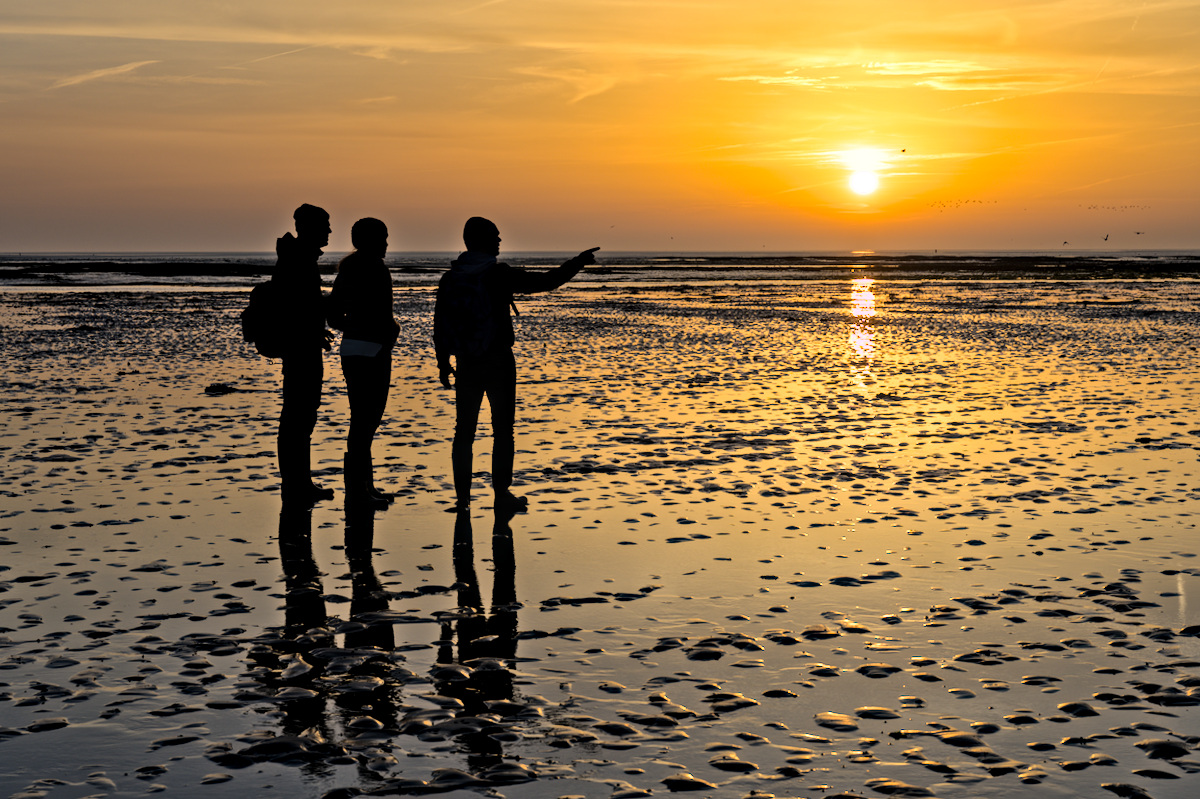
434, 217, 597, 511
327, 218, 399, 509
274, 203, 335, 506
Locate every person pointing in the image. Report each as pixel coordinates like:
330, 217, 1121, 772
434, 217, 597, 512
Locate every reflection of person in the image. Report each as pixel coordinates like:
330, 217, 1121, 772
436, 508, 518, 767
434, 217, 597, 511
343, 503, 396, 652
267, 506, 333, 745
327, 218, 399, 508
274, 204, 335, 506
277, 506, 330, 641
449, 510, 517, 675
267, 506, 399, 780
339, 503, 401, 782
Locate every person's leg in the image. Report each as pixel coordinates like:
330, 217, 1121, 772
343, 353, 391, 507
452, 360, 486, 507
363, 352, 392, 499
279, 349, 330, 504
485, 350, 521, 508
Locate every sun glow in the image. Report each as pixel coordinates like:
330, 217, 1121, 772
842, 147, 887, 196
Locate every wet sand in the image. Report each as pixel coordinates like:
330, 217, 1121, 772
1, 278, 1199, 798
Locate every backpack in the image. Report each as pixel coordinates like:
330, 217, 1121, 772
240, 280, 289, 358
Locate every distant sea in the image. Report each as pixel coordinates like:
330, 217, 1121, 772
0, 250, 1198, 288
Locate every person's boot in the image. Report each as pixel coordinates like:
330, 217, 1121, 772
345, 453, 388, 510
364, 453, 393, 503
491, 435, 524, 513
451, 440, 473, 510
281, 435, 333, 506
494, 490, 528, 515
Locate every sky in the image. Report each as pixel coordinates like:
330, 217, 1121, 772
1, 0, 1198, 252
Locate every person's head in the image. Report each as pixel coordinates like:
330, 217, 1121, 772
351, 217, 388, 257
463, 216, 501, 257
293, 204, 331, 248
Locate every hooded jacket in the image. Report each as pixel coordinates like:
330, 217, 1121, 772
433, 251, 586, 362
272, 232, 328, 352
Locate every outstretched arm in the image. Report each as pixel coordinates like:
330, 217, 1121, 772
509, 247, 599, 294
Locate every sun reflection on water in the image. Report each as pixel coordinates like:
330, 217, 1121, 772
850, 277, 876, 358
851, 277, 877, 319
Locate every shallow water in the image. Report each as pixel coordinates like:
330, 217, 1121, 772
2, 278, 1199, 798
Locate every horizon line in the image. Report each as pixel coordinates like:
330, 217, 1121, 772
3, 247, 1199, 257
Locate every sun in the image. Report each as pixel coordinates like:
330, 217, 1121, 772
849, 170, 879, 195
841, 147, 887, 196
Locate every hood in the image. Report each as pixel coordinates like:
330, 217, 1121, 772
276, 232, 298, 256
450, 251, 497, 276
276, 232, 323, 259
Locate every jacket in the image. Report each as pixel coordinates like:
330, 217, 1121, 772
271, 232, 328, 353
434, 252, 585, 362
327, 250, 400, 349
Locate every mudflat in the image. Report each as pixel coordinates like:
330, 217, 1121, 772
1, 278, 1198, 798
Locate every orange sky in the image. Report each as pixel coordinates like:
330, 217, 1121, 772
2, 1, 1197, 252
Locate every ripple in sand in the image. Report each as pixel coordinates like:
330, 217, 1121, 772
856, 663, 902, 678
661, 772, 718, 791
855, 706, 900, 719
24, 718, 69, 732
706, 691, 759, 713
1057, 701, 1101, 717
1102, 784, 1154, 799
815, 711, 858, 731
1134, 738, 1189, 759
708, 754, 758, 772
864, 777, 935, 796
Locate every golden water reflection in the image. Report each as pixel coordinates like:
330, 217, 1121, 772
850, 277, 876, 363
851, 277, 877, 319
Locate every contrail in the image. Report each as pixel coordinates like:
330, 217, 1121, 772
50, 60, 159, 89
224, 46, 318, 69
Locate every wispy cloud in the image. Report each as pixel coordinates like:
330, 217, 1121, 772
720, 73, 833, 89
0, 20, 481, 55
453, 0, 511, 14
151, 75, 264, 87
948, 63, 1200, 109
515, 66, 618, 102
917, 73, 1057, 92
862, 60, 985, 76
337, 45, 406, 62
720, 59, 1060, 95
50, 59, 159, 89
